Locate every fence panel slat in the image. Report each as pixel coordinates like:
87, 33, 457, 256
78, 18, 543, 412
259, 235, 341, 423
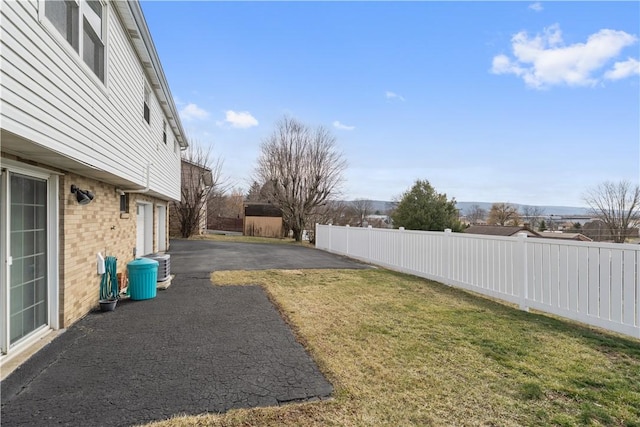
550, 244, 560, 308
568, 246, 579, 312
588, 247, 600, 316
559, 246, 569, 309
623, 250, 635, 326
542, 244, 551, 305
610, 250, 623, 323
533, 244, 543, 302
578, 247, 589, 314
599, 249, 611, 320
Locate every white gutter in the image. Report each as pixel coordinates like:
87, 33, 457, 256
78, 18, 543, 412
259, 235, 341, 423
117, 163, 152, 194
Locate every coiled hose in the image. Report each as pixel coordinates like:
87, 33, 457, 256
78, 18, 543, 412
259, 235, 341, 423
100, 256, 119, 300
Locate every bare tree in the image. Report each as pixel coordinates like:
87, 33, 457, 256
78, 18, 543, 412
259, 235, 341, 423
171, 143, 225, 238
350, 199, 373, 227
210, 188, 245, 218
466, 204, 487, 224
487, 202, 521, 226
305, 200, 352, 242
521, 205, 546, 230
255, 117, 346, 241
583, 180, 640, 243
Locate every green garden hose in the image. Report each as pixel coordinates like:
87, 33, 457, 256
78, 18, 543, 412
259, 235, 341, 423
100, 256, 119, 300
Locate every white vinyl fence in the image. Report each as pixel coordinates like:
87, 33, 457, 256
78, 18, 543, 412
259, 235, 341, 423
316, 224, 640, 339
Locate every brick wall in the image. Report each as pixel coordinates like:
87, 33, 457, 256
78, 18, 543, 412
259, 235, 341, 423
59, 173, 167, 327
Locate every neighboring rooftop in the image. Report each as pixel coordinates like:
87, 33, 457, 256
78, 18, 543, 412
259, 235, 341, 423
538, 232, 593, 242
464, 225, 540, 237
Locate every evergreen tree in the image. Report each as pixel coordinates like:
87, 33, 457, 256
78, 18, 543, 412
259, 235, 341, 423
391, 179, 462, 231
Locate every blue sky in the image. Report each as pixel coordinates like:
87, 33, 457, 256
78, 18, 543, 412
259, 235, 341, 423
140, 1, 639, 207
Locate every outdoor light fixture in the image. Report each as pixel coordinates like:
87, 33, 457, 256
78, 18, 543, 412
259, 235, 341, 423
70, 185, 95, 205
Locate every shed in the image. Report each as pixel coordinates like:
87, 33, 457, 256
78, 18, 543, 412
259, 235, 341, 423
244, 203, 283, 238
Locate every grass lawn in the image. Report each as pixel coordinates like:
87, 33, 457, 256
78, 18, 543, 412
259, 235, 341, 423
146, 268, 640, 427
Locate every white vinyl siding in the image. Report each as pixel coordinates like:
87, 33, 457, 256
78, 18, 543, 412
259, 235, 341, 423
1, 0, 181, 200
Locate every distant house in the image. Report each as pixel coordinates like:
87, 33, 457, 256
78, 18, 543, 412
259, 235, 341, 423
169, 159, 214, 237
244, 203, 283, 238
464, 225, 540, 237
1, 1, 186, 360
365, 214, 393, 228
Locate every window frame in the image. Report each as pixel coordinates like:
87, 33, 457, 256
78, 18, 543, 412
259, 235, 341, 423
143, 83, 151, 125
39, 0, 108, 88
81, 0, 105, 82
162, 120, 167, 144
119, 193, 129, 213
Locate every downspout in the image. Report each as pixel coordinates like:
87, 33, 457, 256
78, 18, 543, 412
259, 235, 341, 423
117, 163, 152, 194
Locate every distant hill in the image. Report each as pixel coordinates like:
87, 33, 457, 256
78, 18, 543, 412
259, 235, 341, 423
345, 200, 590, 216
455, 202, 590, 216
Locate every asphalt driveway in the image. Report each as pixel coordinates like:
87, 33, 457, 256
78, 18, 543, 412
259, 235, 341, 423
168, 239, 370, 273
1, 240, 368, 426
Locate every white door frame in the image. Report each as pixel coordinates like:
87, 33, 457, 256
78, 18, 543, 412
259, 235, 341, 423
0, 160, 59, 357
136, 202, 153, 256
156, 204, 167, 253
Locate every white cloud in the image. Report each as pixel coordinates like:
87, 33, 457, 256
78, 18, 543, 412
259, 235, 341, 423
219, 110, 259, 129
491, 24, 638, 89
604, 58, 640, 80
528, 2, 543, 12
180, 103, 209, 121
385, 91, 405, 101
333, 120, 355, 131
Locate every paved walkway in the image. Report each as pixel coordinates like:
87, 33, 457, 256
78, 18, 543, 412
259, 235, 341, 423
1, 240, 367, 426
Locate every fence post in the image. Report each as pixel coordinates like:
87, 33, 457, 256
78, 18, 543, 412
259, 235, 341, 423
345, 224, 350, 255
367, 225, 372, 262
517, 232, 529, 312
444, 229, 452, 285
398, 227, 405, 269
328, 224, 332, 252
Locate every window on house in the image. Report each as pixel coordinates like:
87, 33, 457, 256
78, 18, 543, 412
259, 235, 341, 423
143, 84, 151, 124
120, 193, 129, 213
45, 0, 79, 51
163, 120, 167, 144
45, 0, 105, 82
82, 1, 104, 81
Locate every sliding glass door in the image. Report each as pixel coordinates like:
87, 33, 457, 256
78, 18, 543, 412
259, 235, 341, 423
8, 173, 48, 344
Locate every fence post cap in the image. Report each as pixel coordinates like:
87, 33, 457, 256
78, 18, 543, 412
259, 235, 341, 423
399, 227, 405, 231
445, 228, 452, 233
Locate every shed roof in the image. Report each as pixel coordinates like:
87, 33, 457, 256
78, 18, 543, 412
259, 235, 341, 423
244, 203, 282, 217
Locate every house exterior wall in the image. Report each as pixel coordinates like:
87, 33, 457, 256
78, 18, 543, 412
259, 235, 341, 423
0, 0, 184, 359
58, 172, 165, 327
1, 0, 181, 200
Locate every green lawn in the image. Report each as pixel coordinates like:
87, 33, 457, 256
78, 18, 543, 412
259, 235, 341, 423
146, 268, 640, 427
